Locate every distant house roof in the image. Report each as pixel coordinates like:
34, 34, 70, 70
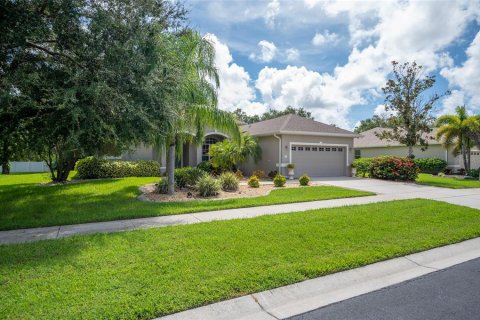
354, 127, 440, 148
241, 114, 359, 137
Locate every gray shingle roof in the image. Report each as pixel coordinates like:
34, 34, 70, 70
241, 114, 357, 137
354, 127, 440, 148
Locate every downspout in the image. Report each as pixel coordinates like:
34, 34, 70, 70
274, 134, 282, 175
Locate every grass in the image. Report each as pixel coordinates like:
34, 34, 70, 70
1, 199, 479, 319
0, 173, 372, 230
416, 173, 480, 189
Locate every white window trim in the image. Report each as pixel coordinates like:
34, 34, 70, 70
289, 142, 350, 166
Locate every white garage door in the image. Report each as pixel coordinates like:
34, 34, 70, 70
291, 145, 346, 177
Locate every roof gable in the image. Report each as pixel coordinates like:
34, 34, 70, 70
354, 127, 440, 148
241, 114, 357, 137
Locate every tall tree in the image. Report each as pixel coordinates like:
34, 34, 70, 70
436, 106, 478, 172
233, 106, 314, 124
157, 30, 240, 194
353, 114, 396, 133
377, 61, 449, 158
0, 0, 186, 181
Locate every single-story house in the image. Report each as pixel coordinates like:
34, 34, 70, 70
123, 114, 360, 177
354, 127, 480, 171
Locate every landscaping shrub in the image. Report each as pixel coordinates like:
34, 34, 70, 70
353, 158, 374, 177
413, 158, 447, 175
196, 175, 221, 197
174, 167, 207, 189
273, 174, 286, 187
252, 170, 266, 179
234, 170, 244, 180
157, 178, 169, 194
370, 156, 419, 181
219, 172, 239, 191
197, 161, 214, 173
299, 174, 310, 186
248, 175, 260, 188
75, 157, 160, 179
267, 170, 278, 179
467, 168, 479, 178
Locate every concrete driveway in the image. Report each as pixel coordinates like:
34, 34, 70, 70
313, 177, 480, 209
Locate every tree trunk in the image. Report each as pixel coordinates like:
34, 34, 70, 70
407, 145, 414, 159
166, 142, 175, 195
461, 145, 468, 173
1, 139, 11, 174
1, 160, 10, 174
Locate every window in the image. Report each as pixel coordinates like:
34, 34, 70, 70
355, 149, 361, 159
305, 147, 311, 151
338, 148, 343, 152
332, 147, 337, 151
202, 136, 219, 161
291, 146, 296, 151
298, 146, 304, 151
312, 147, 318, 151
325, 147, 331, 151
319, 147, 324, 151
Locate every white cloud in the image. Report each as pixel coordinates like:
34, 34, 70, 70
249, 40, 278, 63
373, 104, 396, 117
440, 90, 466, 115
265, 0, 280, 29
285, 48, 300, 61
441, 31, 480, 109
205, 34, 264, 114
312, 30, 338, 46
255, 66, 361, 128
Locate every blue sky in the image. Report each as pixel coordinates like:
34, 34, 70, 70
187, 0, 480, 130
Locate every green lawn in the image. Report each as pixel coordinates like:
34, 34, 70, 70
1, 199, 479, 319
0, 173, 372, 230
416, 173, 480, 189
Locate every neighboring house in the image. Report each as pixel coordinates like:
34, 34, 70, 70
354, 127, 480, 171
123, 114, 360, 177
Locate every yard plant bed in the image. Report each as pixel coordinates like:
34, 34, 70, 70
140, 182, 319, 202
0, 173, 372, 230
416, 173, 480, 189
1, 199, 479, 319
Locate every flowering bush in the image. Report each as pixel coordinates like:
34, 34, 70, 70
370, 156, 419, 181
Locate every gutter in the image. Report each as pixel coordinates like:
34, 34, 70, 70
274, 134, 282, 174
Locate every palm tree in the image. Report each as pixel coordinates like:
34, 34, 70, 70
208, 132, 262, 171
156, 30, 240, 194
436, 106, 476, 172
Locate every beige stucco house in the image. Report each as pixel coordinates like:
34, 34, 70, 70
122, 114, 360, 177
354, 127, 480, 172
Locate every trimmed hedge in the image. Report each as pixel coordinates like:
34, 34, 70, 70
370, 156, 419, 181
174, 167, 207, 189
353, 158, 374, 177
75, 157, 160, 179
413, 158, 447, 175
248, 175, 260, 188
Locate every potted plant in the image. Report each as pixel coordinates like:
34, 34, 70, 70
287, 163, 295, 179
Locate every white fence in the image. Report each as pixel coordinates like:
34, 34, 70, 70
0, 162, 50, 173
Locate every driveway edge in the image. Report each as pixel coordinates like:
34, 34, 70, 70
156, 237, 480, 320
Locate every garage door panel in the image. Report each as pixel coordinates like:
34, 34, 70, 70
292, 145, 345, 177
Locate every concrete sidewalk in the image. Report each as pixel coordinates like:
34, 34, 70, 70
156, 237, 480, 320
1, 177, 479, 244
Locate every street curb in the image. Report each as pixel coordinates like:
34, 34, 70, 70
156, 237, 480, 320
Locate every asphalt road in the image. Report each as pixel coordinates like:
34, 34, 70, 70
287, 258, 480, 320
